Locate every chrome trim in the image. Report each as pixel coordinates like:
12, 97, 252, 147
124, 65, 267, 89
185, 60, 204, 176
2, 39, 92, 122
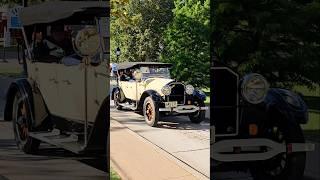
213, 66, 239, 137
212, 138, 315, 162
159, 105, 207, 113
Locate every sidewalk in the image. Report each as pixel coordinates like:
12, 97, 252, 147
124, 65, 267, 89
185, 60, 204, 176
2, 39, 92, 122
110, 119, 207, 180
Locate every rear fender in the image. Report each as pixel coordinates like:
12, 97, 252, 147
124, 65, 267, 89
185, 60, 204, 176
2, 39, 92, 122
4, 79, 35, 126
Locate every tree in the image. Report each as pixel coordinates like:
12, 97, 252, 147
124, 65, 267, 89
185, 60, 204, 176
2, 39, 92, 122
212, 0, 320, 89
161, 0, 210, 88
111, 0, 174, 62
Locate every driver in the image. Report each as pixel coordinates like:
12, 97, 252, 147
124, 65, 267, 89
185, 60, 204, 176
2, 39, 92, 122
45, 25, 73, 57
45, 25, 81, 66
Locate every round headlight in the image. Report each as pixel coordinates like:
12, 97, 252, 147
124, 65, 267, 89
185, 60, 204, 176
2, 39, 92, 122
241, 73, 269, 104
161, 85, 171, 96
185, 84, 195, 95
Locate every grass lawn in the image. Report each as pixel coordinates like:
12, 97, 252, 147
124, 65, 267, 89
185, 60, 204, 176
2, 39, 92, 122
302, 111, 320, 130
110, 167, 121, 180
0, 61, 23, 78
202, 88, 210, 105
293, 85, 320, 130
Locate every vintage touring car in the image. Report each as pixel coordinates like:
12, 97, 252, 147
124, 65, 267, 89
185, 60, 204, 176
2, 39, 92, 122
111, 62, 208, 127
211, 60, 315, 179
4, 1, 110, 158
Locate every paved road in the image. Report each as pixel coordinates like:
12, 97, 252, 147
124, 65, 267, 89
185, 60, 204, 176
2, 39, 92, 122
110, 101, 210, 179
0, 121, 107, 180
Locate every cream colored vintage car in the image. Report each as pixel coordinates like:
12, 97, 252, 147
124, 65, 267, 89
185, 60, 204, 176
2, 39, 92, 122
112, 62, 208, 127
3, 1, 109, 158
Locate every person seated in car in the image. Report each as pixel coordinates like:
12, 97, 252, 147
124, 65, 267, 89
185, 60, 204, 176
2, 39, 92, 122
44, 25, 82, 65
31, 31, 50, 60
119, 71, 128, 81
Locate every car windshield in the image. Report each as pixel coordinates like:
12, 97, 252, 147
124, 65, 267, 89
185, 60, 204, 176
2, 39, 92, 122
140, 66, 171, 79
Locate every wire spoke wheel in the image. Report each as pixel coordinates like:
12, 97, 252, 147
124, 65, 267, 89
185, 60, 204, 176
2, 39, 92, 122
12, 92, 40, 154
143, 97, 159, 127
14, 98, 29, 145
250, 120, 306, 180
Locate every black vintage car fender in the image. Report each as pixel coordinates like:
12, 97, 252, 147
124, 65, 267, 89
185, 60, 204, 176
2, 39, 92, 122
264, 88, 309, 124
138, 90, 162, 109
192, 89, 207, 102
4, 79, 34, 123
111, 87, 126, 102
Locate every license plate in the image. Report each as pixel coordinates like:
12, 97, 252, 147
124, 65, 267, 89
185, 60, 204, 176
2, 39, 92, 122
165, 101, 177, 108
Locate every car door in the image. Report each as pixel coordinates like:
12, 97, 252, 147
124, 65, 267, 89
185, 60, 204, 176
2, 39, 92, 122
56, 63, 109, 123
56, 63, 85, 122
119, 81, 137, 100
33, 62, 60, 116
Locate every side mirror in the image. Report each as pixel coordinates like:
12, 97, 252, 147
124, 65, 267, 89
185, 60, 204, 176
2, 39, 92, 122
134, 70, 143, 81
73, 27, 100, 58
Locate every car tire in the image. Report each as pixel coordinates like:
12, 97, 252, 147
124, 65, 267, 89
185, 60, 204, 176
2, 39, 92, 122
143, 96, 159, 127
12, 91, 40, 154
189, 101, 205, 123
113, 91, 122, 110
249, 118, 306, 180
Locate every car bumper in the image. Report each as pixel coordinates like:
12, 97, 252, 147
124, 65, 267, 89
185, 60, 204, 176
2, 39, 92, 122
159, 105, 208, 113
212, 138, 315, 162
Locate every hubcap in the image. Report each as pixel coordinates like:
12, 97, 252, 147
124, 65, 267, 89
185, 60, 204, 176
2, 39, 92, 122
146, 103, 153, 121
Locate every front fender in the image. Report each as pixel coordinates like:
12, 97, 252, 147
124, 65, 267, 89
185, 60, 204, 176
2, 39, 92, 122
138, 90, 163, 109
192, 89, 207, 102
264, 88, 308, 124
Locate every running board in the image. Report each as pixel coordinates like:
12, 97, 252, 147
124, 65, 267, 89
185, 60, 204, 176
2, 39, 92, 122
119, 103, 137, 110
29, 129, 85, 154
212, 138, 315, 162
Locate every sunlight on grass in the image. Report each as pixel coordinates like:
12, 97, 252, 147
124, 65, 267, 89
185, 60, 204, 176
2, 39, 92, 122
0, 62, 23, 78
202, 88, 210, 104
294, 85, 320, 97
302, 111, 320, 130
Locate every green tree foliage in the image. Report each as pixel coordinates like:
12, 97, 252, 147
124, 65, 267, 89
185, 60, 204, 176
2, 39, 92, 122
111, 0, 210, 88
161, 0, 210, 88
212, 0, 320, 89
111, 0, 174, 62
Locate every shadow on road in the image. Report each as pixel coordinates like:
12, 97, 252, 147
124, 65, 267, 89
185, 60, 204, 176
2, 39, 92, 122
0, 121, 107, 174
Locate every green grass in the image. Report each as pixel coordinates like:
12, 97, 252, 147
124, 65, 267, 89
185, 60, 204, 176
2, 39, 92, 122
302, 111, 320, 130
202, 88, 210, 105
292, 85, 320, 130
293, 85, 320, 97
110, 167, 121, 180
0, 61, 24, 78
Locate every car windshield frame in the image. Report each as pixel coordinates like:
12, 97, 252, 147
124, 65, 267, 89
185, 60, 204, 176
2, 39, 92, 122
140, 66, 171, 79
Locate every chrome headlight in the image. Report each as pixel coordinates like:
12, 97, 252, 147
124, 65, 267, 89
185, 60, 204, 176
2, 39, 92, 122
161, 85, 171, 95
241, 73, 269, 104
185, 84, 195, 95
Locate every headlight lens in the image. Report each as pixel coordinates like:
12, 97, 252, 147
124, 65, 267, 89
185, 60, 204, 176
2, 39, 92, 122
185, 84, 195, 95
161, 85, 171, 95
241, 73, 269, 104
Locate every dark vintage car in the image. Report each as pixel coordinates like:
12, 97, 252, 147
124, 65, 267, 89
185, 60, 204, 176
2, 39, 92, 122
4, 1, 110, 162
211, 60, 315, 180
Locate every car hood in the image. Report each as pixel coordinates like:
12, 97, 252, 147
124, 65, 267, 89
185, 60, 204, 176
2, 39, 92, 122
143, 78, 175, 96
